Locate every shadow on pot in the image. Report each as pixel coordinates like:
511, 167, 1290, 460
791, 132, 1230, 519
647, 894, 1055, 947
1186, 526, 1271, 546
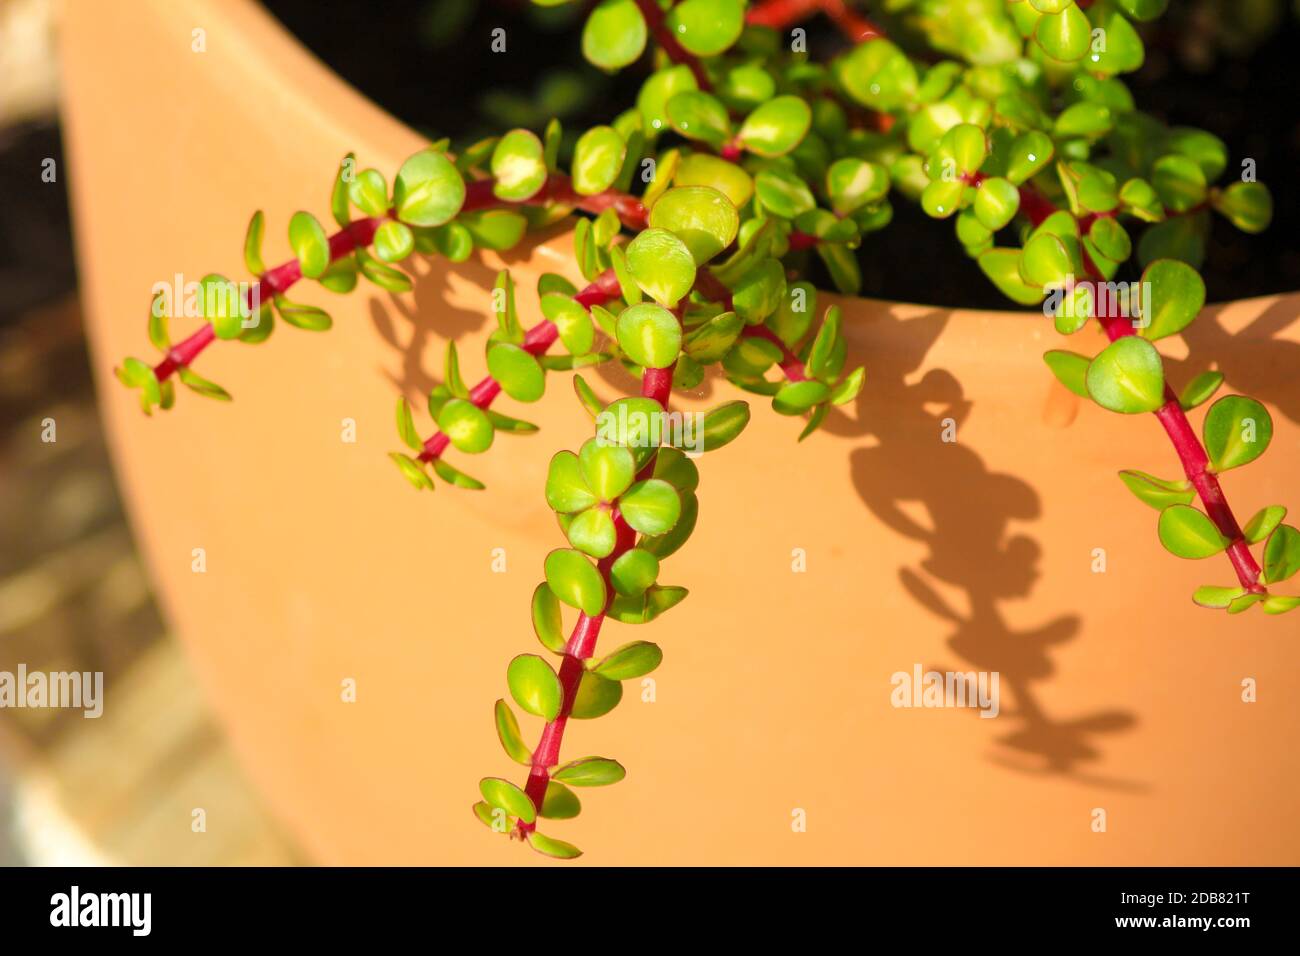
823, 304, 1143, 790
1177, 295, 1300, 427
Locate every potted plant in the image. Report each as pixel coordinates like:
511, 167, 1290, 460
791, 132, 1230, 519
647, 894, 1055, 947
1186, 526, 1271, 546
62, 0, 1300, 864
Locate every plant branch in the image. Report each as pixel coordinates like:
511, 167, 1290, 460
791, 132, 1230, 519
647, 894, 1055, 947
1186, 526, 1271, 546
746, 0, 885, 42
517, 356, 677, 837
416, 268, 624, 463
634, 0, 712, 90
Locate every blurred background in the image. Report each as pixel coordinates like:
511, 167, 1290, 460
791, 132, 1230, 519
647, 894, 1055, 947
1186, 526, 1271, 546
1, 0, 1297, 865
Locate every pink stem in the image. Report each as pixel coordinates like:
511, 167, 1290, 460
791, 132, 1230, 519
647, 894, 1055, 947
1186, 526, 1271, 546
417, 268, 624, 463
152, 217, 384, 381
151, 174, 648, 385
634, 0, 712, 90
517, 355, 677, 836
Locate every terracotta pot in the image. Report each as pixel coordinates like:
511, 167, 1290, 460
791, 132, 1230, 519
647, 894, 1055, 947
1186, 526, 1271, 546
60, 0, 1300, 864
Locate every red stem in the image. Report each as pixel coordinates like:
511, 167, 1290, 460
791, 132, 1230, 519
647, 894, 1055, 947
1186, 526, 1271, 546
746, 0, 884, 42
518, 357, 677, 836
417, 269, 624, 463
1010, 188, 1265, 593
634, 0, 712, 90
151, 176, 647, 384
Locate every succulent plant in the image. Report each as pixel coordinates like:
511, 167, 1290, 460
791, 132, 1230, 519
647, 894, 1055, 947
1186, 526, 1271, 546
118, 0, 1292, 858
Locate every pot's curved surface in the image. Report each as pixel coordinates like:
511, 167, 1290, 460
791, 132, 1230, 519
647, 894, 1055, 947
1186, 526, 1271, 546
61, 0, 1300, 864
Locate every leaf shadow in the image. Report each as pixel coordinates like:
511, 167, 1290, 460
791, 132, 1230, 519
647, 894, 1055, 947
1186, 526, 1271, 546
1172, 295, 1300, 426
819, 303, 1144, 790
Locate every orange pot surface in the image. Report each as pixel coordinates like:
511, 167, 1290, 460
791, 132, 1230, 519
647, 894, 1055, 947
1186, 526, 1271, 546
60, 0, 1300, 864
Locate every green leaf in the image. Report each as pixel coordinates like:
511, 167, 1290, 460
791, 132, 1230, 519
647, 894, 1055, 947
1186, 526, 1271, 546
737, 95, 812, 158
531, 582, 568, 654
920, 180, 965, 219
834, 39, 918, 112
331, 153, 354, 227
805, 306, 845, 383
491, 129, 548, 202
1262, 595, 1300, 615
487, 344, 545, 403
546, 450, 597, 514
1117, 470, 1195, 510
431, 458, 485, 490
545, 549, 608, 616
594, 639, 663, 679
389, 452, 434, 490
1085, 337, 1166, 414
1005, 130, 1054, 185
616, 302, 682, 369
507, 654, 563, 721
1214, 181, 1272, 234
460, 209, 527, 251
609, 549, 659, 598
147, 298, 170, 352
825, 158, 889, 217
436, 398, 494, 454
582, 0, 647, 71
393, 148, 465, 226
243, 210, 266, 275
731, 259, 787, 326
494, 699, 532, 765
553, 756, 626, 786
675, 153, 753, 209
527, 831, 583, 859
395, 397, 422, 451
1263, 525, 1300, 584
539, 782, 581, 820
666, 90, 732, 150
573, 374, 604, 420
973, 177, 1020, 231
1202, 396, 1272, 472
1019, 233, 1073, 288
348, 168, 389, 217
571, 125, 626, 196
1088, 217, 1131, 263
569, 671, 622, 719
540, 294, 595, 356
618, 479, 681, 536
1138, 259, 1205, 341
648, 186, 739, 265
1243, 506, 1287, 545
176, 365, 231, 401
318, 258, 358, 294
829, 366, 866, 405
772, 380, 831, 415
579, 439, 636, 502
1179, 371, 1223, 411
274, 295, 332, 332
479, 777, 535, 824
567, 506, 618, 558
1193, 585, 1245, 610
607, 584, 688, 623
1035, 4, 1091, 61
700, 400, 750, 451
1043, 350, 1091, 397
445, 341, 469, 398
374, 220, 414, 263
665, 0, 744, 56
357, 249, 413, 293
1054, 102, 1113, 138
978, 249, 1045, 305
685, 310, 743, 363
1158, 504, 1230, 559
625, 228, 696, 306
640, 491, 697, 560
1151, 154, 1206, 214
